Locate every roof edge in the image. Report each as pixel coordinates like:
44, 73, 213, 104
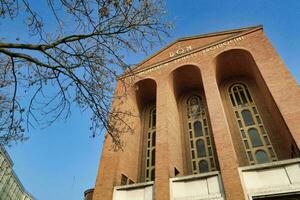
174, 24, 263, 43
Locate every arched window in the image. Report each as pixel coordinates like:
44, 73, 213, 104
255, 150, 269, 164
242, 110, 254, 126
229, 83, 277, 165
230, 84, 252, 106
199, 160, 209, 173
196, 139, 206, 157
184, 95, 217, 174
194, 121, 203, 137
248, 128, 263, 147
144, 106, 156, 182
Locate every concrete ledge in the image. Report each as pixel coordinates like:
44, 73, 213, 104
239, 158, 300, 199
171, 171, 220, 182
115, 181, 154, 191
113, 181, 154, 200
250, 184, 300, 197
240, 158, 300, 171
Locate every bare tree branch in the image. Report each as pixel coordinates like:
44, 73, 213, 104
0, 0, 171, 149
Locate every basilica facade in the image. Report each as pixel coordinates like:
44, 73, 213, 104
87, 25, 300, 200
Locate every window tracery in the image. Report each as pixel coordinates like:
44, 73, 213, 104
185, 95, 216, 174
145, 106, 156, 181
229, 83, 277, 165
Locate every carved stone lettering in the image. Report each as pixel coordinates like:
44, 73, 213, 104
169, 46, 193, 58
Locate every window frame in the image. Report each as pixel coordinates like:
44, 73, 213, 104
182, 94, 217, 174
228, 82, 277, 165
144, 105, 156, 182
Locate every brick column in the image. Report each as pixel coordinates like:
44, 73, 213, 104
154, 74, 179, 200
201, 67, 245, 200
92, 136, 120, 200
92, 81, 141, 200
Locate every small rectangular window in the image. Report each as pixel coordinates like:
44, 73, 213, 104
247, 151, 254, 161
208, 147, 212, 156
263, 136, 270, 145
210, 158, 215, 168
151, 150, 155, 166
268, 147, 276, 157
205, 128, 209, 135
206, 137, 210, 145
244, 140, 250, 149
238, 120, 243, 128
240, 130, 246, 138
256, 116, 261, 124
253, 107, 258, 114
260, 126, 265, 134
193, 161, 196, 170
152, 132, 156, 146
190, 141, 194, 148
152, 114, 156, 128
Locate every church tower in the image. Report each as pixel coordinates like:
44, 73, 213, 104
88, 25, 300, 200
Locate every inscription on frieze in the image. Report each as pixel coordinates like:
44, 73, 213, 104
135, 36, 245, 77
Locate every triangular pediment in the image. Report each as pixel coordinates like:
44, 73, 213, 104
127, 25, 262, 75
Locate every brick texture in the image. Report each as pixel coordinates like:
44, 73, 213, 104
92, 26, 300, 200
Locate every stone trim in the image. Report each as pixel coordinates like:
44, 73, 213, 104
239, 158, 300, 200
249, 184, 300, 198
114, 181, 154, 191
170, 171, 220, 182
240, 158, 300, 171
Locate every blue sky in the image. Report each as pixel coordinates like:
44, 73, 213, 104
4, 0, 300, 200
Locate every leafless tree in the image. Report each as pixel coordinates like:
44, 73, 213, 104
0, 0, 170, 149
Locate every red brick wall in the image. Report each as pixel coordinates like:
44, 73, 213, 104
92, 27, 300, 200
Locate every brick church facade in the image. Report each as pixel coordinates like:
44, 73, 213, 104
86, 25, 300, 200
